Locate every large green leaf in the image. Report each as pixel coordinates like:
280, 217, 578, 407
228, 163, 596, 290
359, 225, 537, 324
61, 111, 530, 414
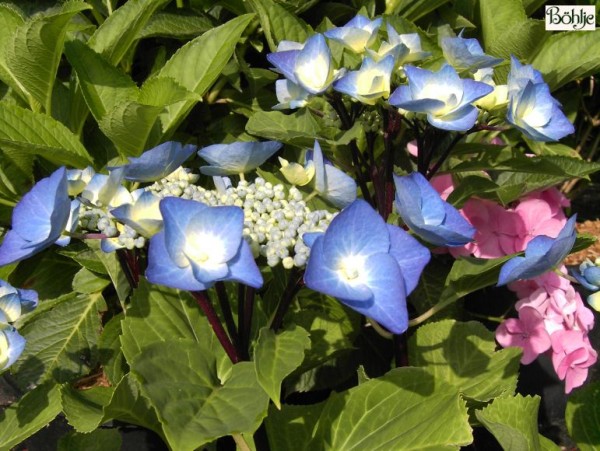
64, 39, 138, 122
254, 325, 310, 408
246, 110, 321, 147
0, 382, 62, 451
90, 242, 131, 304
98, 100, 164, 156
120, 279, 225, 365
443, 255, 513, 302
0, 5, 27, 105
98, 313, 128, 385
138, 11, 214, 39
57, 429, 121, 451
247, 0, 310, 51
88, 0, 169, 65
408, 320, 521, 402
531, 30, 600, 90
102, 374, 163, 437
61, 385, 114, 433
475, 394, 542, 451
310, 367, 473, 450
132, 339, 270, 451
12, 292, 106, 389
5, 2, 90, 113
385, 0, 451, 21
265, 402, 325, 451
565, 381, 600, 451
157, 14, 254, 137
0, 103, 93, 167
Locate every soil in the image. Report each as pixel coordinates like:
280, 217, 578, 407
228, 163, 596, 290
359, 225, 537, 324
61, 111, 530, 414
565, 219, 600, 266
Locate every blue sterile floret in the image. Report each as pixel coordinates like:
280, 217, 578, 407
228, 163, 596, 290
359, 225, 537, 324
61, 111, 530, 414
304, 199, 430, 334
389, 64, 493, 131
441, 35, 503, 72
197, 141, 282, 176
394, 172, 475, 247
506, 56, 574, 142
333, 55, 395, 105
571, 259, 600, 312
307, 140, 357, 208
115, 141, 197, 182
146, 197, 263, 291
0, 167, 71, 266
324, 14, 382, 53
267, 34, 341, 95
0, 280, 37, 371
497, 215, 577, 286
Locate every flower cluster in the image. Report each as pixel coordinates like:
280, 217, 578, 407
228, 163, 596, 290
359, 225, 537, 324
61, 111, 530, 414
267, 14, 573, 142
497, 269, 597, 393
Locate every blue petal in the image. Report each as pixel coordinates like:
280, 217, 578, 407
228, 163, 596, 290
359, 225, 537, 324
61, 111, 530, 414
0, 324, 26, 370
461, 79, 495, 106
198, 141, 282, 175
160, 197, 209, 267
224, 240, 263, 288
322, 200, 389, 263
497, 256, 529, 286
340, 252, 408, 334
117, 142, 197, 182
146, 231, 208, 291
294, 34, 333, 94
266, 50, 300, 84
583, 266, 600, 288
571, 268, 599, 291
321, 164, 357, 208
12, 167, 69, 244
0, 231, 42, 266
16, 287, 38, 313
304, 235, 372, 302
428, 105, 479, 131
302, 231, 324, 248
395, 173, 444, 227
386, 224, 430, 295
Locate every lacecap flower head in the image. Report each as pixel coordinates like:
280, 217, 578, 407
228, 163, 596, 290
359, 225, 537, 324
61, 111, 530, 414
0, 167, 71, 266
389, 64, 493, 131
304, 199, 430, 334
146, 197, 262, 291
394, 172, 475, 247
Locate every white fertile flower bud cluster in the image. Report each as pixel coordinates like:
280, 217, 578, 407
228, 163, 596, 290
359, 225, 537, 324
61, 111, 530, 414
148, 172, 336, 268
79, 207, 119, 237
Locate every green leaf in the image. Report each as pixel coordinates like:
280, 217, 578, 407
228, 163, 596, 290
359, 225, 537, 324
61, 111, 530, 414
409, 320, 521, 402
566, 381, 600, 451
57, 429, 121, 451
310, 367, 473, 449
12, 292, 106, 389
98, 100, 163, 157
61, 385, 114, 433
59, 242, 108, 275
138, 11, 214, 39
531, 30, 600, 90
64, 39, 138, 122
157, 14, 254, 137
72, 267, 110, 294
88, 0, 170, 65
0, 5, 27, 104
254, 325, 310, 408
120, 279, 226, 365
265, 402, 325, 451
101, 374, 163, 437
98, 313, 128, 385
247, 0, 310, 51
246, 110, 320, 147
480, 0, 526, 52
132, 339, 270, 451
90, 242, 131, 304
386, 0, 451, 21
0, 382, 62, 450
475, 394, 542, 451
138, 77, 200, 107
5, 2, 91, 112
444, 255, 513, 302
0, 103, 94, 167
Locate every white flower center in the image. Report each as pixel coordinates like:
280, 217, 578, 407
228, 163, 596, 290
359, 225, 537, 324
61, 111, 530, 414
339, 255, 365, 281
184, 233, 225, 265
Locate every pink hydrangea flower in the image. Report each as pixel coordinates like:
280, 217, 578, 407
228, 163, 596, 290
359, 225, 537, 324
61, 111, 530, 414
430, 174, 454, 201
496, 307, 552, 364
514, 196, 567, 247
450, 198, 526, 258
550, 330, 597, 393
